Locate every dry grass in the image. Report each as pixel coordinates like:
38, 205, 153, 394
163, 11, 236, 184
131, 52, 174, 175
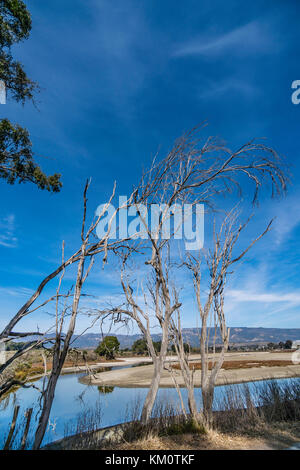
30, 360, 99, 370
105, 379, 300, 451
110, 421, 300, 451
10, 350, 126, 382
172, 360, 294, 371
113, 431, 264, 450
44, 379, 299, 451
276, 349, 297, 354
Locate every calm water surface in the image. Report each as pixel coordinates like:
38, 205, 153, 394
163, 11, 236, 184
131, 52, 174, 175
0, 367, 297, 448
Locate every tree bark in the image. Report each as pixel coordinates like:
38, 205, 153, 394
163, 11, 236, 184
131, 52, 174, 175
32, 365, 61, 449
4, 405, 19, 450
202, 384, 214, 426
140, 325, 169, 424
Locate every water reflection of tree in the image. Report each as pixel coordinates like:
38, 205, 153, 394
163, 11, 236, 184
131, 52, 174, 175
0, 390, 17, 412
95, 367, 112, 373
97, 386, 114, 394
0, 393, 11, 411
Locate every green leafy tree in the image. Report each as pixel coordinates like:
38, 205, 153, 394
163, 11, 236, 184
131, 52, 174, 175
0, 0, 32, 48
153, 340, 161, 353
95, 336, 120, 360
171, 342, 189, 353
132, 338, 148, 355
284, 340, 292, 350
0, 119, 61, 190
0, 0, 62, 191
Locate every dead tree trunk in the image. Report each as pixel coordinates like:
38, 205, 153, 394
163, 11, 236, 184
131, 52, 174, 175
183, 211, 274, 427
4, 405, 20, 450
32, 181, 126, 449
170, 311, 202, 426
20, 408, 33, 450
140, 324, 169, 424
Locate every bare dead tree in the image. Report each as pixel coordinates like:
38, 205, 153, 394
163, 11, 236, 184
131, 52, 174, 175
1, 126, 288, 441
32, 249, 92, 448
0, 335, 54, 400
95, 242, 180, 425
0, 179, 138, 448
31, 181, 135, 449
179, 210, 275, 427
169, 306, 200, 426
0, 181, 124, 361
0, 178, 137, 402
134, 125, 288, 211
96, 126, 287, 425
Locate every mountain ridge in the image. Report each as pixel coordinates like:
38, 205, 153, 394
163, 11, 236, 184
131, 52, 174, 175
70, 327, 300, 349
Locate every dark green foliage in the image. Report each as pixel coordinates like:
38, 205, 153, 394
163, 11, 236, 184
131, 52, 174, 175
0, 0, 31, 48
5, 340, 42, 350
171, 343, 190, 353
153, 340, 161, 353
0, 50, 37, 103
0, 0, 38, 104
5, 341, 26, 351
0, 0, 62, 191
284, 340, 292, 350
131, 339, 163, 355
132, 338, 148, 355
0, 119, 62, 191
95, 336, 120, 360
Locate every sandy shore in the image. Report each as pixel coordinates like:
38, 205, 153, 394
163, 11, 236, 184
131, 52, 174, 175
28, 357, 155, 381
80, 351, 300, 388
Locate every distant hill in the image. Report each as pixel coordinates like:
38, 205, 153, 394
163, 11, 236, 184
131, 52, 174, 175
70, 327, 300, 349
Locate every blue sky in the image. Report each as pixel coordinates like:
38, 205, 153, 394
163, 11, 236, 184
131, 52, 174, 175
0, 0, 300, 334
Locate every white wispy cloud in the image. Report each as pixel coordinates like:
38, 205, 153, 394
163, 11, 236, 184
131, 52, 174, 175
269, 193, 300, 246
227, 289, 300, 304
0, 286, 34, 298
198, 78, 259, 101
173, 19, 280, 58
0, 214, 17, 248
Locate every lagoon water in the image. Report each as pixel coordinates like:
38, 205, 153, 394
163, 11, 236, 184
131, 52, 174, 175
0, 368, 297, 448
